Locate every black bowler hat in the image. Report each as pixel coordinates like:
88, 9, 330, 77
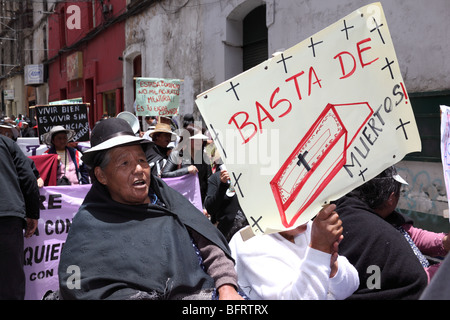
81, 117, 149, 167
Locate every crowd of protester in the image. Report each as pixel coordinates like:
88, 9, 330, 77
1, 111, 450, 300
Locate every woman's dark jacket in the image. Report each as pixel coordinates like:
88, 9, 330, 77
0, 136, 40, 221
334, 194, 428, 300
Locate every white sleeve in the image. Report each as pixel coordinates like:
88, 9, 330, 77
252, 247, 333, 300
287, 247, 333, 300
230, 232, 333, 300
326, 255, 360, 300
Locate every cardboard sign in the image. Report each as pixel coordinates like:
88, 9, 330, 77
135, 77, 182, 117
35, 104, 90, 142
195, 2, 421, 235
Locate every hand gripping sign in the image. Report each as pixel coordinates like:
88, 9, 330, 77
195, 2, 421, 236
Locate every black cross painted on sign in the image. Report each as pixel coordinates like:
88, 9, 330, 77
381, 57, 395, 79
226, 81, 240, 101
341, 19, 354, 40
251, 216, 264, 233
232, 172, 244, 198
276, 53, 293, 73
359, 168, 368, 182
308, 37, 323, 58
297, 151, 311, 171
396, 118, 411, 140
370, 17, 385, 44
209, 123, 227, 159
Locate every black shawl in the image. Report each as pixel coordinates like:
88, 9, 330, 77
334, 194, 428, 300
58, 175, 231, 300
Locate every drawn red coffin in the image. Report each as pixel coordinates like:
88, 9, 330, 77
270, 102, 373, 228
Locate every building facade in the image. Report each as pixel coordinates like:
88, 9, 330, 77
0, 0, 33, 118
46, 0, 127, 127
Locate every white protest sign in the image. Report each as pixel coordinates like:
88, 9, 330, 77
195, 2, 421, 235
24, 185, 90, 300
440, 105, 450, 220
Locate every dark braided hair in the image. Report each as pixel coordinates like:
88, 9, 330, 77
349, 166, 401, 210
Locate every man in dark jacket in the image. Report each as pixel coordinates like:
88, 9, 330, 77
334, 167, 428, 299
204, 168, 248, 242
144, 123, 178, 176
0, 135, 40, 299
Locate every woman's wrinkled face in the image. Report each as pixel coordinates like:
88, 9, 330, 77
95, 145, 151, 205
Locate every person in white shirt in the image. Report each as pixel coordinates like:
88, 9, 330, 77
229, 204, 359, 300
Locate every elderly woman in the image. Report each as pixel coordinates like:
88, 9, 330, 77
58, 118, 242, 300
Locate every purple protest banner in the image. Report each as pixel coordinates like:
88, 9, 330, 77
163, 173, 203, 212
24, 185, 90, 300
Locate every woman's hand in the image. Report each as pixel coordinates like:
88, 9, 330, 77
220, 170, 230, 184
310, 204, 343, 254
24, 218, 38, 238
188, 165, 199, 174
217, 284, 244, 300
